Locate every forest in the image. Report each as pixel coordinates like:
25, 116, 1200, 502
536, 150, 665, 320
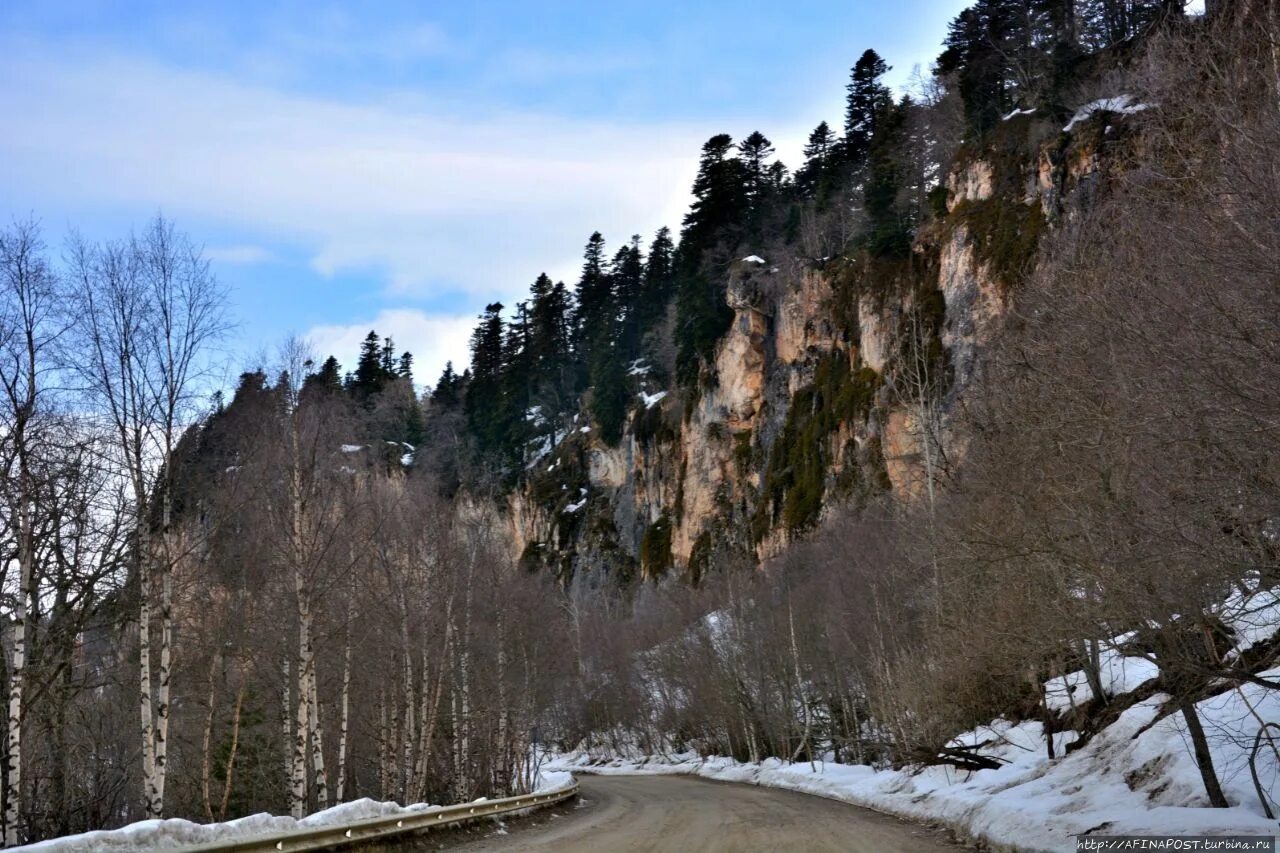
1, 0, 1277, 845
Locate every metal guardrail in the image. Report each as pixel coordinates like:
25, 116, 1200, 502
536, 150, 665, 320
183, 781, 579, 852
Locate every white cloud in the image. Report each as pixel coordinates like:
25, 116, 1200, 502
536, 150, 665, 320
0, 44, 702, 299
304, 308, 475, 390
205, 244, 273, 265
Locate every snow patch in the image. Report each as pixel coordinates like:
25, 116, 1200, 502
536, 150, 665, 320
637, 390, 667, 410
740, 255, 766, 264
1064, 95, 1151, 132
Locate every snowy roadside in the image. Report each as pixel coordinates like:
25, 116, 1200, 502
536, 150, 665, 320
18, 771, 575, 852
547, 681, 1280, 853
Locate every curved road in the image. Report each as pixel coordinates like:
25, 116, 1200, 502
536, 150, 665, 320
440, 774, 963, 852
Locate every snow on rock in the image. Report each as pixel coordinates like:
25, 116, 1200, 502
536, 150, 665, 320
578, 425, 591, 434
339, 444, 364, 453
627, 360, 651, 377
1063, 95, 1150, 132
525, 435, 553, 468
1004, 107, 1037, 120
564, 498, 587, 514
741, 255, 766, 264
548, 676, 1280, 852
638, 390, 668, 410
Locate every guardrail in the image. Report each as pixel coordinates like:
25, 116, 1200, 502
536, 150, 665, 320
183, 781, 579, 852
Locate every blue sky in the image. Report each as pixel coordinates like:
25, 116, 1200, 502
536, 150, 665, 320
1, 0, 972, 386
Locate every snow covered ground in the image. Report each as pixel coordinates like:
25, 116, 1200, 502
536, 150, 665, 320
20, 772, 575, 852
548, 679, 1280, 852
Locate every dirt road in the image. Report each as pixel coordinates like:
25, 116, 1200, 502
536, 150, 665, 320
438, 774, 963, 852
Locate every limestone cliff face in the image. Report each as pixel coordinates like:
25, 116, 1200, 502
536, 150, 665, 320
510, 115, 1117, 581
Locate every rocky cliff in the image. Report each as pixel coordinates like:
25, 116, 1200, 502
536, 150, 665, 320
511, 110, 1122, 585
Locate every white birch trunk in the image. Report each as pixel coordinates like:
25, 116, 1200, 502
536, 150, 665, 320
137, 519, 160, 820
336, 624, 351, 803
291, 612, 311, 819
307, 656, 328, 810
4, 486, 32, 846
281, 658, 291, 806
154, 563, 172, 812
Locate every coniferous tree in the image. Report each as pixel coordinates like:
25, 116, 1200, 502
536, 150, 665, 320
680, 134, 748, 256
738, 131, 776, 208
351, 330, 387, 398
572, 232, 612, 354
844, 49, 893, 163
797, 121, 838, 203
465, 303, 510, 457
864, 97, 915, 257
431, 361, 462, 407
635, 227, 676, 345
611, 237, 645, 361
502, 300, 533, 453
589, 333, 630, 447
302, 356, 344, 400
675, 134, 746, 383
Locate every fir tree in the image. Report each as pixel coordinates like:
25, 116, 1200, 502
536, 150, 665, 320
674, 134, 746, 382
572, 232, 612, 354
798, 121, 838, 203
589, 334, 630, 447
738, 131, 776, 206
611, 237, 645, 361
432, 361, 462, 407
635, 227, 676, 343
351, 330, 386, 398
680, 134, 748, 258
302, 355, 344, 400
465, 303, 512, 457
864, 97, 915, 257
844, 49, 893, 163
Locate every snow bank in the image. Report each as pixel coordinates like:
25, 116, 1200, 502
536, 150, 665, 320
1063, 95, 1151, 131
24, 772, 576, 852
548, 679, 1280, 852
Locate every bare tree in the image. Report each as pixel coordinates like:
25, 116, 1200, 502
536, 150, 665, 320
67, 217, 227, 819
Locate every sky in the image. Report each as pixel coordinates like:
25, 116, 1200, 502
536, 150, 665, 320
0, 0, 974, 389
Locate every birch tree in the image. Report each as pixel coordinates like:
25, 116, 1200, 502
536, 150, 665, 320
68, 217, 226, 819
0, 221, 64, 846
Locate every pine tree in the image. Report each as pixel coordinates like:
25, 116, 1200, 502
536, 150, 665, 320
302, 355, 344, 400
844, 49, 893, 163
798, 121, 838, 203
680, 134, 748, 258
351, 330, 388, 399
864, 97, 915, 257
673, 134, 749, 383
572, 232, 612, 353
465, 303, 511, 456
635, 227, 676, 344
611, 237, 645, 361
589, 333, 630, 447
738, 131, 776, 207
398, 351, 414, 380
432, 361, 462, 407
